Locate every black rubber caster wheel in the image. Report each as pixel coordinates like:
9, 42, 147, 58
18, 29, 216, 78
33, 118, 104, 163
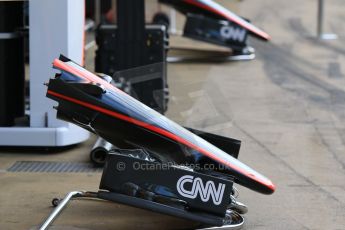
90, 149, 107, 167
51, 198, 60, 207
153, 12, 170, 30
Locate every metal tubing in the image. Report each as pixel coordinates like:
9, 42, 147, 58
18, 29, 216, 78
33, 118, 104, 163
316, 0, 337, 40
39, 190, 244, 229
92, 137, 113, 153
229, 197, 248, 215
317, 0, 324, 38
39, 191, 84, 230
90, 137, 113, 165
112, 0, 116, 22
170, 9, 177, 34
94, 0, 101, 28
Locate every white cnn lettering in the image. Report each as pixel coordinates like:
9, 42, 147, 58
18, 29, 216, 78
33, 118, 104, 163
177, 175, 226, 205
220, 26, 246, 42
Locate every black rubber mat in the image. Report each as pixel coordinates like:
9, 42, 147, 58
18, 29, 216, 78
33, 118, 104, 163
7, 161, 102, 173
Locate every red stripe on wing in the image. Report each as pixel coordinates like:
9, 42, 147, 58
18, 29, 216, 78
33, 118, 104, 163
47, 89, 275, 193
183, 0, 271, 40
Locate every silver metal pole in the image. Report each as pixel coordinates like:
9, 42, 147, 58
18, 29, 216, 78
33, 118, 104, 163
317, 0, 324, 37
170, 9, 177, 34
39, 191, 83, 230
317, 0, 337, 40
94, 0, 101, 28
112, 0, 117, 23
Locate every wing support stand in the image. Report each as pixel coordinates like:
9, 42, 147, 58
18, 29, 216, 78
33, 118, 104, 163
39, 190, 244, 230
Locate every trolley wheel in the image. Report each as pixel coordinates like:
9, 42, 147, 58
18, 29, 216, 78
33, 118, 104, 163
90, 149, 107, 167
51, 198, 60, 207
153, 12, 170, 29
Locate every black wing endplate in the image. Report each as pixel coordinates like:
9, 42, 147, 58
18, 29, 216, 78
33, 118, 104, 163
159, 0, 271, 41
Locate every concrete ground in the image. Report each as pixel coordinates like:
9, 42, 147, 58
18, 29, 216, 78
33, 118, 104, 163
1, 0, 345, 229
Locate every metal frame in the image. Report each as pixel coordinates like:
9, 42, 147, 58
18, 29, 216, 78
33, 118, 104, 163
39, 191, 97, 230
39, 190, 244, 230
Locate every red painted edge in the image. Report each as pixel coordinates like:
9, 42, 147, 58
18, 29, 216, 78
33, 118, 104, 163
53, 59, 122, 93
183, 0, 271, 40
